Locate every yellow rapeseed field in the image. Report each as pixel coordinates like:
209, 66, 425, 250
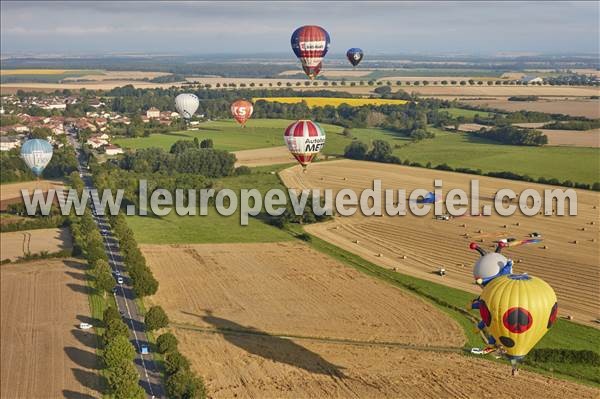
253, 97, 409, 108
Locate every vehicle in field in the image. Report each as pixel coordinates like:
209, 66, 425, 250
79, 322, 92, 330
438, 268, 446, 276
435, 214, 451, 221
470, 347, 485, 355
530, 232, 542, 238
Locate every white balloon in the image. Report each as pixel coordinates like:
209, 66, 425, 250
175, 93, 199, 119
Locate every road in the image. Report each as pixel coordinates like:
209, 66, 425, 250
70, 129, 165, 398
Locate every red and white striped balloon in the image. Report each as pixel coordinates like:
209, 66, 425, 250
283, 120, 326, 168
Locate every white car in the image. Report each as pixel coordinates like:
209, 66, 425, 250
117, 277, 124, 284
79, 322, 92, 330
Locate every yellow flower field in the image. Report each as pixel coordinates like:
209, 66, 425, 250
253, 97, 409, 108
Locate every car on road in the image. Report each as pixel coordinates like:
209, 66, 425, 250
114, 270, 121, 276
117, 276, 124, 284
140, 344, 149, 355
79, 322, 92, 330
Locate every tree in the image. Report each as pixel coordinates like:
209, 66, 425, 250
342, 128, 352, 138
170, 140, 197, 154
103, 335, 136, 369
165, 351, 190, 375
107, 361, 145, 399
366, 140, 392, 162
95, 260, 115, 297
344, 141, 368, 160
199, 139, 213, 149
103, 306, 121, 326
145, 305, 169, 331
157, 332, 179, 354
166, 369, 206, 399
374, 86, 392, 95
104, 318, 130, 345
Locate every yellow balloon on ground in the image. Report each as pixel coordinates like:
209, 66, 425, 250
478, 274, 558, 361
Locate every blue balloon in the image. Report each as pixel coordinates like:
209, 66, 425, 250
346, 48, 364, 67
20, 139, 53, 176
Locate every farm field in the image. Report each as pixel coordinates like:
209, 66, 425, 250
462, 99, 600, 119
391, 128, 600, 184
0, 259, 101, 398
393, 85, 599, 97
0, 179, 65, 211
127, 165, 293, 244
279, 160, 600, 327
0, 227, 72, 261
539, 129, 600, 148
142, 242, 599, 398
253, 96, 409, 107
233, 146, 295, 167
114, 119, 404, 156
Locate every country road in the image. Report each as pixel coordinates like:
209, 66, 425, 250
72, 131, 165, 398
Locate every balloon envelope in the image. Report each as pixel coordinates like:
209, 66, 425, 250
291, 25, 330, 79
230, 100, 254, 126
175, 93, 199, 119
346, 48, 364, 67
20, 139, 53, 176
284, 120, 326, 168
478, 274, 557, 360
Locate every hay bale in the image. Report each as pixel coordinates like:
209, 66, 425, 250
477, 229, 483, 233
376, 253, 383, 257
401, 255, 407, 259
503, 224, 508, 228
572, 240, 578, 244
517, 259, 523, 263
353, 240, 360, 244
515, 222, 520, 226
343, 177, 347, 181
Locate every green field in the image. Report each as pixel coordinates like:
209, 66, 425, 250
392, 128, 600, 184
444, 107, 492, 119
0, 69, 103, 84
127, 165, 294, 244
116, 117, 599, 185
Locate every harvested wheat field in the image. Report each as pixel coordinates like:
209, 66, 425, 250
142, 242, 464, 345
397, 85, 599, 97
173, 328, 599, 399
141, 242, 599, 398
0, 259, 100, 398
463, 99, 600, 119
280, 160, 600, 327
540, 129, 600, 148
0, 179, 65, 211
0, 227, 72, 261
234, 146, 295, 167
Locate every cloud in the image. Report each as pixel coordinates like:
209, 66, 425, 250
1, 1, 598, 54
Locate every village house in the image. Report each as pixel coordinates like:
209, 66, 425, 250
146, 107, 161, 119
104, 144, 124, 156
0, 136, 21, 151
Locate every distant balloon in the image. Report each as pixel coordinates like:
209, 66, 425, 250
477, 274, 557, 373
284, 120, 326, 169
20, 139, 53, 176
346, 48, 364, 67
174, 93, 199, 120
291, 25, 330, 80
230, 100, 254, 127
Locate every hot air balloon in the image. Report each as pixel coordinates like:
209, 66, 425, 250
174, 93, 200, 120
470, 242, 513, 286
477, 274, 558, 375
346, 48, 364, 67
291, 25, 330, 80
283, 120, 326, 170
230, 100, 254, 127
20, 139, 53, 177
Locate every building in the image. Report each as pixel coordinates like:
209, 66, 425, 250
86, 137, 108, 149
105, 144, 124, 156
146, 107, 160, 119
42, 102, 67, 110
521, 76, 543, 84
0, 136, 21, 151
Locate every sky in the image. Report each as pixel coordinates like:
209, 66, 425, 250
1, 1, 598, 56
